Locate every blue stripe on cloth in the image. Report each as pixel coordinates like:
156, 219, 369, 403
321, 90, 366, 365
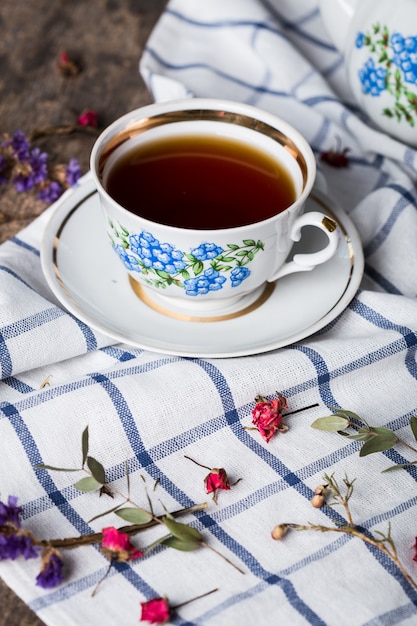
0, 307, 65, 379
0, 333, 12, 380
363, 602, 417, 625
364, 263, 404, 295
364, 184, 417, 258
0, 308, 99, 378
191, 575, 327, 626
165, 7, 283, 34
0, 264, 40, 289
1, 402, 95, 530
65, 311, 99, 352
289, 346, 338, 407
350, 300, 417, 374
99, 346, 139, 362
259, 2, 338, 52
143, 46, 291, 98
90, 368, 327, 625
1, 376, 34, 394
10, 236, 40, 256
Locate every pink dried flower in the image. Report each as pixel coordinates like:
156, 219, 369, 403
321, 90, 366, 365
413, 537, 417, 562
184, 455, 241, 504
101, 526, 143, 562
77, 109, 98, 128
251, 393, 289, 443
205, 468, 230, 503
57, 50, 80, 77
140, 597, 171, 624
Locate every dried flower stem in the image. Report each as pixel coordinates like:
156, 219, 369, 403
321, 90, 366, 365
5, 503, 207, 550
285, 402, 319, 416
173, 587, 218, 610
184, 455, 211, 471
29, 125, 98, 141
284, 522, 417, 591
200, 541, 245, 575
273, 474, 417, 591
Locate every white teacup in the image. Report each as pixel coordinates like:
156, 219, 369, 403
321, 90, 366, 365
90, 99, 339, 319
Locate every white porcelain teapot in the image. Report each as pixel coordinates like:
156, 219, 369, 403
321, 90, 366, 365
319, 0, 417, 146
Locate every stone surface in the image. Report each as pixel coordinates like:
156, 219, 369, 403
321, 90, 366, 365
0, 0, 167, 624
0, 0, 167, 242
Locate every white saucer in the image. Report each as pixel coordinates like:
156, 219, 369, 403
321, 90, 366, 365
40, 174, 364, 358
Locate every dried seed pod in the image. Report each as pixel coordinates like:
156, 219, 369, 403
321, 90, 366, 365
271, 524, 288, 540
311, 494, 325, 508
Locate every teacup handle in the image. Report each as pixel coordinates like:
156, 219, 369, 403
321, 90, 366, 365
269, 211, 340, 281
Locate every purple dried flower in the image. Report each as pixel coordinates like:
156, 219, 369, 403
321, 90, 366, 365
38, 180, 63, 203
0, 495, 23, 528
0, 533, 39, 560
65, 157, 81, 186
36, 550, 64, 589
4, 130, 30, 161
13, 172, 35, 192
28, 148, 48, 184
13, 147, 48, 192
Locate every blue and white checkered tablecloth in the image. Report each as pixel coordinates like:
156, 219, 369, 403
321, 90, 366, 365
1, 1, 417, 624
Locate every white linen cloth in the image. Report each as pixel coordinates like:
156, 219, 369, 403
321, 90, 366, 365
1, 1, 417, 624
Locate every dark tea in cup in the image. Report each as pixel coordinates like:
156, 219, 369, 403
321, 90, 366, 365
105, 134, 297, 229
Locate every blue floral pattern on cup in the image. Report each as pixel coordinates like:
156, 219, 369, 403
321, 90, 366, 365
108, 220, 264, 296
356, 24, 417, 125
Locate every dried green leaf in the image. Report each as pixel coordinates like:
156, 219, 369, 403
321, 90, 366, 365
329, 408, 362, 421
382, 461, 417, 473
359, 431, 398, 457
371, 426, 398, 438
410, 416, 417, 442
163, 516, 202, 542
345, 428, 372, 441
82, 426, 89, 466
310, 415, 350, 431
87, 456, 106, 485
74, 476, 103, 492
115, 507, 153, 525
161, 536, 201, 551
35, 464, 80, 472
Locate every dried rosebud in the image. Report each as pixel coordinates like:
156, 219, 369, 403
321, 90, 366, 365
320, 139, 350, 168
314, 484, 327, 496
101, 526, 143, 562
413, 537, 417, 562
140, 597, 171, 624
251, 392, 289, 443
271, 524, 288, 540
205, 468, 230, 503
77, 109, 98, 128
311, 494, 325, 508
57, 50, 80, 77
